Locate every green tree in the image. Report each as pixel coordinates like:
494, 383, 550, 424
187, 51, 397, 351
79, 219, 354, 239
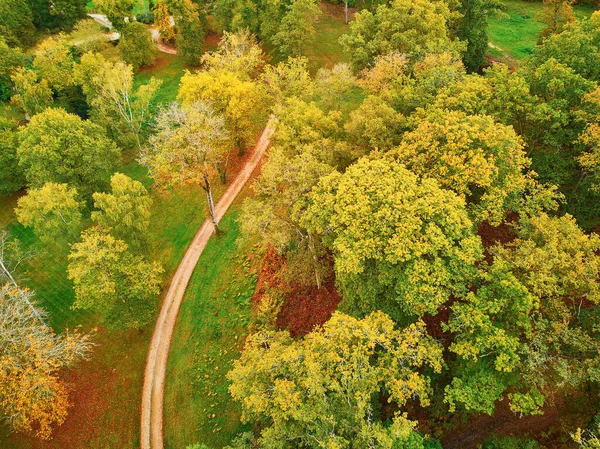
119, 21, 156, 71
340, 0, 463, 71
303, 157, 483, 320
33, 35, 75, 93
68, 226, 163, 328
94, 0, 135, 30
261, 56, 315, 104
456, 0, 503, 72
395, 109, 530, 225
537, 0, 575, 41
17, 108, 120, 198
48, 0, 87, 30
0, 117, 24, 195
0, 0, 35, 47
446, 213, 600, 415
0, 40, 23, 101
530, 11, 600, 82
68, 19, 110, 55
142, 101, 230, 232
228, 311, 443, 449
0, 284, 93, 439
171, 0, 205, 66
15, 183, 83, 245
314, 63, 357, 110
75, 52, 162, 150
271, 0, 321, 57
91, 172, 152, 249
10, 68, 53, 120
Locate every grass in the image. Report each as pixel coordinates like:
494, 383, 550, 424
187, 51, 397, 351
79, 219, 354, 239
488, 0, 596, 60
164, 209, 256, 449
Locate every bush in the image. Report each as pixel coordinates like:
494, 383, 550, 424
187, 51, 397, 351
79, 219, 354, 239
135, 12, 155, 24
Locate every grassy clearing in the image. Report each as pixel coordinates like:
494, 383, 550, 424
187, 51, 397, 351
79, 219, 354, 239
488, 0, 596, 60
164, 209, 256, 449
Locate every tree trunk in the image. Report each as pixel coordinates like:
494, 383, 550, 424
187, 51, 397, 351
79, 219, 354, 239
308, 233, 322, 290
345, 1, 349, 24
203, 174, 220, 234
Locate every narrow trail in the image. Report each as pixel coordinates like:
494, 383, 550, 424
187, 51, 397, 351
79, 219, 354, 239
140, 122, 276, 449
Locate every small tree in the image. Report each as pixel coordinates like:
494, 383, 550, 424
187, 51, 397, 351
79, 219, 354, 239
68, 226, 163, 329
154, 0, 176, 43
119, 21, 156, 71
10, 68, 53, 120
91, 172, 152, 249
17, 108, 120, 198
142, 101, 230, 233
68, 19, 110, 55
15, 183, 83, 246
0, 284, 93, 439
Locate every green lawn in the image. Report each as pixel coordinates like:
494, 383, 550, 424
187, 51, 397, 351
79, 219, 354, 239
488, 0, 596, 60
164, 209, 256, 449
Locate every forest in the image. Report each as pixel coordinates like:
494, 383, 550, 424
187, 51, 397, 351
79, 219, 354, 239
0, 0, 600, 448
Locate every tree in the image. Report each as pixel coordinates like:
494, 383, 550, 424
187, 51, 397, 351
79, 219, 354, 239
0, 40, 23, 101
530, 11, 600, 82
68, 18, 110, 55
228, 311, 443, 449
48, 0, 87, 30
303, 157, 483, 320
68, 226, 163, 328
446, 213, 600, 415
94, 0, 135, 30
395, 109, 530, 225
537, 0, 575, 41
344, 95, 406, 153
33, 35, 76, 92
201, 30, 265, 80
75, 52, 162, 150
0, 284, 93, 439
142, 101, 230, 233
456, 0, 503, 72
154, 0, 176, 43
314, 63, 357, 110
17, 108, 120, 198
271, 0, 321, 57
179, 68, 266, 153
340, 0, 463, 71
171, 0, 205, 66
0, 117, 24, 195
119, 21, 156, 71
261, 56, 315, 104
0, 0, 35, 47
10, 68, 53, 120
15, 183, 83, 245
91, 173, 152, 249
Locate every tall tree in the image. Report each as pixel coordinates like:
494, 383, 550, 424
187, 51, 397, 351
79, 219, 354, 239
10, 68, 53, 120
171, 0, 205, 66
303, 157, 483, 321
68, 226, 163, 328
0, 40, 24, 101
271, 0, 321, 57
537, 0, 574, 41
0, 117, 24, 195
154, 0, 176, 44
75, 52, 162, 150
33, 35, 76, 93
340, 0, 463, 71
142, 101, 230, 232
0, 283, 93, 439
201, 30, 265, 80
0, 0, 35, 47
179, 68, 266, 154
228, 312, 443, 449
119, 21, 156, 71
17, 108, 120, 198
456, 0, 503, 72
91, 172, 152, 249
15, 183, 83, 245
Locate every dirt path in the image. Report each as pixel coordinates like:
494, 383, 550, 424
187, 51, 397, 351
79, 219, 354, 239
140, 121, 276, 449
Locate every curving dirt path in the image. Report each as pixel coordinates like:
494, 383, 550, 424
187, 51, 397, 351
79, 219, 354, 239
140, 122, 276, 449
